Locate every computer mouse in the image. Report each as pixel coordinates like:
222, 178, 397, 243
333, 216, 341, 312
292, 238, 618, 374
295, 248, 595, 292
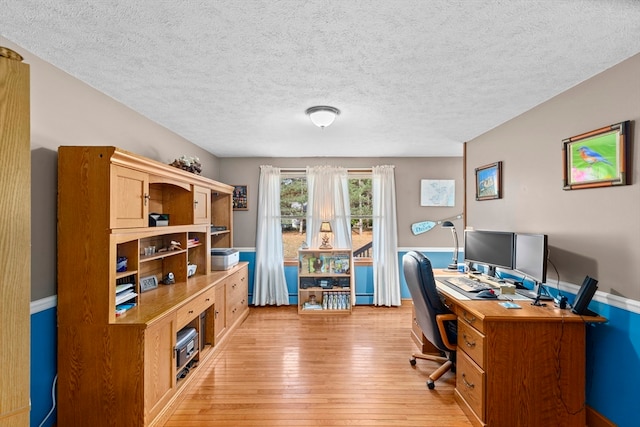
477, 290, 498, 299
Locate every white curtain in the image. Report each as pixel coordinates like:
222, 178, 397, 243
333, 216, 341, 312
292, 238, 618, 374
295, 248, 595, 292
372, 165, 401, 306
253, 165, 289, 306
305, 165, 352, 249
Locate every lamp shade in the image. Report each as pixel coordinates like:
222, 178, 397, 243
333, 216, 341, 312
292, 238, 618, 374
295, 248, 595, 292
305, 106, 340, 128
320, 221, 332, 233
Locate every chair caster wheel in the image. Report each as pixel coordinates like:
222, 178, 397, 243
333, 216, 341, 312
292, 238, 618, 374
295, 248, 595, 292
410, 358, 417, 366
427, 381, 435, 390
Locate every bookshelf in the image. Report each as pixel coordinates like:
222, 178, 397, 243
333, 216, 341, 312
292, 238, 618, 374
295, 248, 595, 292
298, 249, 353, 314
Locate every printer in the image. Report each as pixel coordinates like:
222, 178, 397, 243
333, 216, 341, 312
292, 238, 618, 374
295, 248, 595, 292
210, 248, 239, 270
175, 327, 198, 373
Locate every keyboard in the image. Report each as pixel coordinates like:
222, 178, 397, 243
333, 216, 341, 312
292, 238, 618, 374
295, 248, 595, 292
444, 276, 492, 293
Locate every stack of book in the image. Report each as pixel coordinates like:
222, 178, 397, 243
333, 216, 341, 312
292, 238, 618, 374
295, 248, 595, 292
115, 283, 137, 316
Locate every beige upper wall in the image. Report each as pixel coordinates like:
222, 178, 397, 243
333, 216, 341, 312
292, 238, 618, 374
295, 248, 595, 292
1, 38, 221, 300
218, 157, 464, 248
466, 53, 640, 300
3, 36, 464, 300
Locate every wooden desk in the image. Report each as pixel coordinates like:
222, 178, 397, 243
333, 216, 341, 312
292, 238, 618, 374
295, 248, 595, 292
431, 273, 606, 427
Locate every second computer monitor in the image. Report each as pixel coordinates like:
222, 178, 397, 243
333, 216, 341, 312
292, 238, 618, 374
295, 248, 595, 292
514, 233, 548, 285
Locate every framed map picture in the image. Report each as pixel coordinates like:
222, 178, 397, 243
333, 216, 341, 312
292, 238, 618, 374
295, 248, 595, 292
420, 179, 455, 206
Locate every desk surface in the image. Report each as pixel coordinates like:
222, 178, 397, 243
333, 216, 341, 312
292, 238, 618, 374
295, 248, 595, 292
434, 273, 607, 325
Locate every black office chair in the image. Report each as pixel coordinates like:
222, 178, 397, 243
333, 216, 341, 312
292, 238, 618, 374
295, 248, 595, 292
403, 251, 457, 389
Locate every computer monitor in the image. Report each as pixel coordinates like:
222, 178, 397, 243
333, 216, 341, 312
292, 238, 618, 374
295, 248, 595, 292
463, 230, 515, 277
513, 233, 548, 285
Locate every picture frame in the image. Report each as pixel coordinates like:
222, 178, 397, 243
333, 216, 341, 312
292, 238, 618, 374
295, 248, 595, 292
420, 179, 455, 206
232, 185, 248, 211
562, 121, 630, 190
475, 161, 502, 200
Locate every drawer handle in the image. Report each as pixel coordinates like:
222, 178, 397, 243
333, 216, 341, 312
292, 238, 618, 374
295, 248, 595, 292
462, 334, 476, 348
188, 310, 194, 314
232, 283, 237, 289
461, 373, 475, 389
205, 298, 211, 302
462, 312, 476, 324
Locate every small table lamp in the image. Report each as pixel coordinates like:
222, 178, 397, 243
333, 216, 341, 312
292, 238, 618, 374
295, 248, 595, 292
441, 221, 459, 270
319, 221, 333, 249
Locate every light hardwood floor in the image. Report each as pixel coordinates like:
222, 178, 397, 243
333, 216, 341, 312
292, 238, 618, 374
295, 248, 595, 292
162, 304, 472, 426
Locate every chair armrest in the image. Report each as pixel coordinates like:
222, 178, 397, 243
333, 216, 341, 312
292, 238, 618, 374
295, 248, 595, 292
435, 313, 457, 351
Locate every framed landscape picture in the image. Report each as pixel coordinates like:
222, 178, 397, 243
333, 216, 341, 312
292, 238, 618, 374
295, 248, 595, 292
232, 185, 248, 210
562, 121, 630, 190
475, 161, 502, 201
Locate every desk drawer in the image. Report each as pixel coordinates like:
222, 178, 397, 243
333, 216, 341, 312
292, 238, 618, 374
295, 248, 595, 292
459, 308, 484, 333
457, 350, 485, 422
177, 287, 215, 328
458, 320, 485, 367
440, 295, 457, 313
227, 269, 248, 304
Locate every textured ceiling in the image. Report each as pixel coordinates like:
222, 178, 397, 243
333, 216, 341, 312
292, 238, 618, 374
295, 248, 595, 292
2, 0, 640, 158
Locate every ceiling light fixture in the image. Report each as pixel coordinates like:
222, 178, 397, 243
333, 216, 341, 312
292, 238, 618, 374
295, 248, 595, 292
305, 105, 340, 129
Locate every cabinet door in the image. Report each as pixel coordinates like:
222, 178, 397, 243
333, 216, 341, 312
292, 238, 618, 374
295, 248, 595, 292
213, 283, 226, 344
193, 185, 211, 224
144, 313, 176, 424
111, 165, 149, 228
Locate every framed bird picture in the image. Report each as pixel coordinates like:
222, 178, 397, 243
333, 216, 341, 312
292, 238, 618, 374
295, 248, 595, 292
562, 120, 630, 190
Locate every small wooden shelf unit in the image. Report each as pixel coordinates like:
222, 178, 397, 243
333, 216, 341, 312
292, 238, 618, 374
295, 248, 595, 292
298, 248, 354, 314
57, 146, 249, 426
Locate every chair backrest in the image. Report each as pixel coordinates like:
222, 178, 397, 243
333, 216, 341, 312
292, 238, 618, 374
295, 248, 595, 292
403, 251, 454, 353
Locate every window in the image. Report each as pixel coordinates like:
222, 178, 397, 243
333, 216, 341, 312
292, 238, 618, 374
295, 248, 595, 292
280, 172, 373, 259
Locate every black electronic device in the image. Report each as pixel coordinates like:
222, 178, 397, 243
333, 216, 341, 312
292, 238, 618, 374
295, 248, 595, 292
300, 277, 316, 289
175, 327, 198, 371
463, 229, 515, 277
572, 276, 598, 316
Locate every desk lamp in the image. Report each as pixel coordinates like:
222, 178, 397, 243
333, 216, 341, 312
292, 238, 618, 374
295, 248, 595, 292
319, 221, 333, 249
442, 221, 458, 270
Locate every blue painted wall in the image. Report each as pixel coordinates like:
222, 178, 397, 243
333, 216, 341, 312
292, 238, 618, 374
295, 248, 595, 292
30, 249, 639, 427
30, 307, 57, 427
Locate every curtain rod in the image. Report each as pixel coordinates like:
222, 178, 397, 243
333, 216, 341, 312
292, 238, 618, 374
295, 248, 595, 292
280, 167, 373, 173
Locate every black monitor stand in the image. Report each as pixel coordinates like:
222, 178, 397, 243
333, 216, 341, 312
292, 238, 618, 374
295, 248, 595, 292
531, 282, 548, 306
486, 266, 497, 278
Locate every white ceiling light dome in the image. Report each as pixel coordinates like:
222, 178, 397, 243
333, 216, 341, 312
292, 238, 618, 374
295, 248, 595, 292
305, 106, 341, 128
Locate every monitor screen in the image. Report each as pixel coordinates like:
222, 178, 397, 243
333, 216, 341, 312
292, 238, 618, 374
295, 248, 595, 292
463, 230, 515, 273
514, 233, 548, 284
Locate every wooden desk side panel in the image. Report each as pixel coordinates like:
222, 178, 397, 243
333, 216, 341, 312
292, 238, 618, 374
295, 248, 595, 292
57, 324, 146, 426
0, 52, 31, 426
58, 147, 113, 324
485, 321, 586, 427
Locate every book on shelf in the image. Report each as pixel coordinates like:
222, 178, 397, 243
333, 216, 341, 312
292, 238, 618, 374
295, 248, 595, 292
302, 302, 323, 310
115, 302, 137, 316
